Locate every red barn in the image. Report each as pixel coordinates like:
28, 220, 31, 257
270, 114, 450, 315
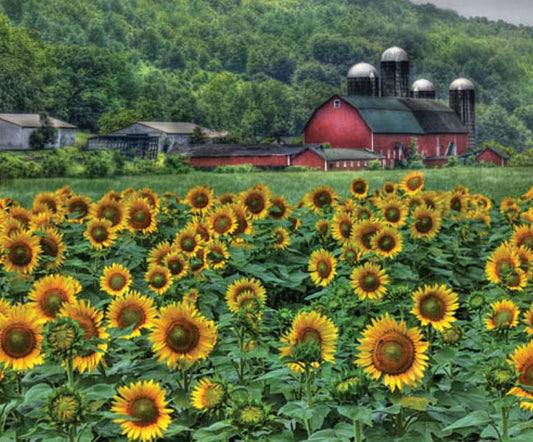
304, 95, 468, 167
292, 146, 385, 171
476, 146, 509, 166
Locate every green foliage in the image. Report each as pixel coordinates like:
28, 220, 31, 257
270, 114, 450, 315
211, 164, 259, 174
99, 108, 140, 134
510, 149, 533, 166
190, 126, 205, 145
367, 159, 381, 170
445, 156, 460, 168
83, 150, 115, 177
28, 114, 57, 150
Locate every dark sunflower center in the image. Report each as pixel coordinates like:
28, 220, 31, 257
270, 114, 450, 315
269, 204, 284, 218
451, 197, 462, 212
131, 398, 159, 425
118, 306, 145, 328
10, 244, 32, 266
77, 317, 98, 340
109, 274, 127, 291
361, 273, 379, 291
2, 325, 35, 358
41, 237, 59, 257
522, 236, 533, 250
520, 364, 533, 386
493, 309, 513, 328
416, 216, 433, 233
194, 194, 208, 208
359, 210, 371, 220
373, 332, 415, 375
361, 230, 377, 249
378, 235, 395, 252
407, 177, 422, 190
353, 181, 366, 194
102, 207, 118, 223
385, 207, 400, 222
70, 202, 88, 218
204, 386, 223, 407
318, 223, 329, 235
166, 321, 199, 353
246, 195, 264, 213
345, 250, 357, 262
498, 262, 513, 274
131, 209, 150, 229
168, 259, 184, 275
317, 260, 332, 278
43, 291, 66, 316
150, 273, 167, 289
301, 327, 321, 344
315, 192, 331, 207
420, 294, 445, 321
215, 216, 230, 232
340, 222, 352, 237
91, 227, 108, 242
506, 271, 521, 287
181, 237, 196, 252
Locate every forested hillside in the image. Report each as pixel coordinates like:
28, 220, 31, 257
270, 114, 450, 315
1, 0, 533, 147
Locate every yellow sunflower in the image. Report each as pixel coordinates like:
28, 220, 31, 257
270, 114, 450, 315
37, 226, 66, 270
484, 299, 520, 331
145, 265, 172, 295
383, 181, 397, 195
271, 226, 291, 250
8, 206, 32, 229
378, 197, 408, 227
206, 240, 230, 269
163, 252, 189, 279
304, 186, 339, 213
354, 205, 374, 222
33, 192, 64, 221
315, 219, 331, 238
511, 225, 533, 251
185, 185, 214, 214
190, 378, 225, 411
448, 191, 468, 214
149, 302, 217, 368
59, 300, 109, 373
268, 195, 292, 220
111, 380, 173, 442
226, 277, 267, 314
126, 197, 157, 234
175, 227, 203, 257
508, 342, 533, 412
351, 220, 383, 253
84, 218, 116, 250
106, 291, 157, 338
371, 226, 403, 259
410, 205, 442, 240
147, 241, 176, 267
231, 204, 253, 237
279, 310, 338, 369
1, 217, 25, 238
341, 242, 360, 265
350, 262, 389, 300
207, 206, 237, 237
331, 212, 354, 244
523, 303, 533, 335
28, 274, 82, 321
486, 243, 521, 285
0, 298, 11, 318
350, 178, 369, 199
400, 171, 424, 195
308, 249, 337, 287
240, 184, 272, 220
356, 314, 429, 391
217, 192, 235, 206
66, 195, 92, 223
100, 263, 132, 296
0, 304, 45, 370
137, 188, 161, 211
187, 217, 212, 243
1, 230, 41, 274
91, 196, 127, 230
29, 211, 54, 231
411, 284, 459, 331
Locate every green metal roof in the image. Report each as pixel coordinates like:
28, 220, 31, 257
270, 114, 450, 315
310, 146, 384, 161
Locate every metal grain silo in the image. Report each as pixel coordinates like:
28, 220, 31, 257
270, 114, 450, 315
380, 46, 409, 97
347, 62, 379, 96
449, 78, 475, 149
411, 79, 436, 99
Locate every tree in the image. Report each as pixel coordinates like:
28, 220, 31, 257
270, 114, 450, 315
190, 126, 205, 144
29, 113, 56, 150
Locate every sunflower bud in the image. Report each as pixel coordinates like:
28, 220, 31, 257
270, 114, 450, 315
485, 364, 516, 394
441, 326, 462, 345
47, 387, 84, 428
43, 317, 86, 362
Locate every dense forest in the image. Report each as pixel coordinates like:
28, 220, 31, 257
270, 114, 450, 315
1, 0, 533, 147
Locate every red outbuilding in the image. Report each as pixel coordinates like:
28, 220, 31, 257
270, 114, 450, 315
292, 146, 385, 171
303, 95, 469, 167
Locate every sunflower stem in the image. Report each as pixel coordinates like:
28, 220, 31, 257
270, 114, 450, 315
237, 326, 246, 385
67, 425, 76, 442
67, 356, 74, 388
502, 405, 509, 439
303, 364, 313, 437
354, 418, 362, 442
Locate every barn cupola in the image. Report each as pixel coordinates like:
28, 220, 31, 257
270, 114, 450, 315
411, 79, 435, 99
347, 62, 379, 97
380, 46, 409, 98
449, 78, 475, 150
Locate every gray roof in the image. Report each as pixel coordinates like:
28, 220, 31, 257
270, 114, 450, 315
170, 144, 306, 158
381, 46, 408, 62
0, 113, 76, 129
307, 146, 384, 161
450, 78, 475, 91
347, 62, 378, 79
138, 121, 226, 138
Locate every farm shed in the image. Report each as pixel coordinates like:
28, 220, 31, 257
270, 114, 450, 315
459, 146, 510, 167
292, 146, 385, 171
0, 113, 76, 150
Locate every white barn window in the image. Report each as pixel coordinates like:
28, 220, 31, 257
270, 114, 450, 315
333, 99, 341, 109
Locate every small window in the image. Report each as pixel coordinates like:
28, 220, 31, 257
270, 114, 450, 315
363, 161, 367, 167
387, 150, 391, 159
350, 161, 354, 167
333, 99, 341, 109
393, 151, 397, 159
343, 161, 347, 168
335, 161, 340, 168
357, 161, 360, 167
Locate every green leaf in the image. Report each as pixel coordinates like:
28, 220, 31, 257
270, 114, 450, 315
338, 405, 373, 426
22, 383, 52, 405
442, 410, 490, 432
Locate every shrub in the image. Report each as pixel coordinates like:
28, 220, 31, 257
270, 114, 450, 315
0, 154, 41, 179
211, 164, 259, 173
165, 155, 191, 173
445, 156, 460, 168
367, 159, 381, 170
83, 151, 115, 178
285, 165, 321, 172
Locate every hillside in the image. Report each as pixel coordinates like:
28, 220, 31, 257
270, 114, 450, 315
1, 0, 533, 147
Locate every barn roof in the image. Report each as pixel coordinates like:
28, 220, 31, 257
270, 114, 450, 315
322, 96, 469, 135
170, 144, 306, 158
307, 146, 384, 161
0, 113, 76, 129
137, 122, 226, 138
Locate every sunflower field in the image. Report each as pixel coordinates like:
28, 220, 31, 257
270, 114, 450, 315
1, 172, 533, 441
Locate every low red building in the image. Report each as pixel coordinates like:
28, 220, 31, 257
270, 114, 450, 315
304, 95, 468, 167
292, 146, 385, 171
459, 146, 510, 167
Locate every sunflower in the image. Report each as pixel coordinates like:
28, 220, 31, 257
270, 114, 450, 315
175, 227, 203, 257
240, 184, 272, 220
353, 205, 373, 222
400, 171, 424, 195
106, 291, 157, 338
383, 181, 397, 195
230, 204, 253, 238
33, 192, 64, 220
371, 227, 403, 259
1, 217, 25, 238
378, 197, 408, 227
8, 206, 32, 229
448, 192, 468, 214
271, 226, 291, 250
1, 230, 41, 274
350, 262, 390, 300
505, 268, 528, 291
351, 178, 369, 199
29, 211, 54, 231
217, 192, 235, 206
190, 378, 225, 411
304, 186, 339, 213
279, 311, 338, 369
484, 299, 520, 330
185, 185, 214, 214
411, 284, 459, 331
351, 220, 383, 253
187, 217, 212, 243
268, 195, 292, 220
512, 225, 533, 251
523, 304, 533, 335
149, 302, 217, 368
47, 386, 84, 428
126, 197, 157, 234
183, 288, 199, 307
147, 241, 176, 267
163, 252, 189, 279
66, 195, 92, 223
410, 205, 442, 240
84, 218, 116, 250
356, 313, 429, 392
341, 242, 360, 265
308, 249, 337, 287
90, 196, 127, 231
101, 263, 132, 296
206, 240, 230, 269
59, 300, 109, 373
145, 265, 172, 295
28, 274, 82, 321
226, 277, 267, 314
137, 188, 161, 211
486, 243, 521, 285
508, 342, 533, 412
112, 380, 173, 442
331, 212, 354, 244
37, 227, 66, 270
0, 304, 45, 370
315, 219, 331, 238
207, 206, 237, 237
0, 298, 11, 318
522, 208, 533, 223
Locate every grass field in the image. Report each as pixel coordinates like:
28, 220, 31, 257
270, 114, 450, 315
0, 167, 531, 205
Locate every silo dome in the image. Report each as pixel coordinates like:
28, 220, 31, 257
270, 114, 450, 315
450, 78, 475, 91
411, 79, 435, 92
381, 46, 409, 62
347, 62, 378, 79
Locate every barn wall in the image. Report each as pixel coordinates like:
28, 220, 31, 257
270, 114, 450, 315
423, 158, 449, 168
374, 134, 412, 167
304, 97, 372, 148
58, 129, 76, 147
190, 155, 289, 168
111, 124, 190, 152
291, 150, 325, 170
0, 120, 23, 150
477, 149, 506, 166
327, 158, 385, 171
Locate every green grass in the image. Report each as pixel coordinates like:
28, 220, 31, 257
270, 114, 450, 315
0, 167, 531, 206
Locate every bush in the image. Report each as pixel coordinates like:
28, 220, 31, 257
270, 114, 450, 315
285, 165, 321, 172
0, 154, 41, 179
83, 151, 115, 178
367, 159, 381, 170
445, 156, 459, 168
39, 151, 68, 177
211, 164, 259, 173
165, 155, 191, 173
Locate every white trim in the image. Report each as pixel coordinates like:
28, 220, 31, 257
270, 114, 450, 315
371, 132, 374, 151
324, 160, 328, 172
